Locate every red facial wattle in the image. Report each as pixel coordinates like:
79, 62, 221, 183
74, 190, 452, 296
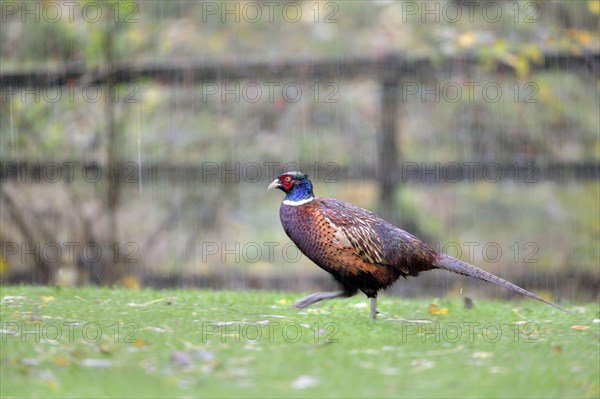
282, 179, 294, 191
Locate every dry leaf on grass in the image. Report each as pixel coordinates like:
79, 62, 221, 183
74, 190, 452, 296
428, 304, 449, 315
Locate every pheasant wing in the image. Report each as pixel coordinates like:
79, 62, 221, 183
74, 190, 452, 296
317, 198, 388, 266
317, 198, 438, 276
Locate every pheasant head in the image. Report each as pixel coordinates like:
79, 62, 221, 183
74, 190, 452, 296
268, 171, 315, 205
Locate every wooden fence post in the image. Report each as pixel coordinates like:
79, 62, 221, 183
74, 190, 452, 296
377, 55, 401, 225
378, 77, 399, 224
377, 56, 427, 237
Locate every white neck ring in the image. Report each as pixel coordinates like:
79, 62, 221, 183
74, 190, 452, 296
282, 197, 315, 206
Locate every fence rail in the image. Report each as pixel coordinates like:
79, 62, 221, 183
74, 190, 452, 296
1, 161, 599, 184
1, 52, 599, 88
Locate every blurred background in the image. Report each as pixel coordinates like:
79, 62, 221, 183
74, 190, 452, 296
1, 0, 598, 303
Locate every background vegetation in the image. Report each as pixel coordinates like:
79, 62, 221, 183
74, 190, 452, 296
1, 1, 599, 299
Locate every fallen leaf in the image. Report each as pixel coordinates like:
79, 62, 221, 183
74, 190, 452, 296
537, 290, 554, 302
410, 359, 435, 372
1, 296, 27, 304
142, 327, 168, 333
472, 352, 493, 359
428, 304, 449, 315
171, 350, 215, 368
553, 345, 562, 354
458, 31, 476, 48
39, 296, 54, 303
1, 327, 19, 336
120, 275, 141, 290
292, 375, 320, 390
192, 350, 215, 362
53, 356, 70, 366
81, 359, 115, 368
571, 325, 590, 331
97, 344, 110, 354
31, 307, 42, 322
171, 351, 193, 367
380, 367, 399, 376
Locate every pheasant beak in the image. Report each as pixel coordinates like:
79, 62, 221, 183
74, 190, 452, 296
267, 178, 281, 191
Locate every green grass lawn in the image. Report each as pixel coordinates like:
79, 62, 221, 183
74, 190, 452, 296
1, 286, 598, 398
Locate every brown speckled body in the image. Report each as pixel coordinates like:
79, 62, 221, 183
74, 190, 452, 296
280, 197, 439, 298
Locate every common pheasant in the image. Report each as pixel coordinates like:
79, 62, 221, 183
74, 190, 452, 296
268, 171, 572, 319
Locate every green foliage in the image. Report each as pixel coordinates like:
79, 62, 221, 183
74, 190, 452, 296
0, 1, 597, 285
397, 182, 600, 271
1, 286, 598, 398
1, 1, 599, 68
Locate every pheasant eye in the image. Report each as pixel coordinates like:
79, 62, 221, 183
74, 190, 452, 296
281, 175, 295, 190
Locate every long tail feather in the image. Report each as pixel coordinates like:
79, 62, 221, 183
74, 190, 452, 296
436, 254, 575, 316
